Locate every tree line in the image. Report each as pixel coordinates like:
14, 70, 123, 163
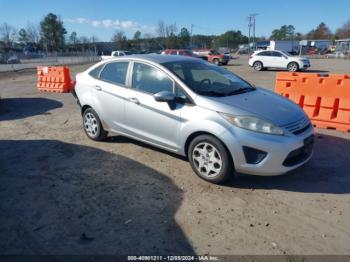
1, 13, 350, 53
269, 22, 350, 41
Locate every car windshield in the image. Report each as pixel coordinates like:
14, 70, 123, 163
162, 60, 254, 97
209, 50, 220, 55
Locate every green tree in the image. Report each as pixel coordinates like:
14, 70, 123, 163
18, 28, 29, 46
270, 25, 295, 40
178, 27, 191, 48
40, 13, 67, 51
216, 30, 248, 49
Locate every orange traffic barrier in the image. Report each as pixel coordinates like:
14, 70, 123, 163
275, 72, 350, 132
37, 66, 74, 93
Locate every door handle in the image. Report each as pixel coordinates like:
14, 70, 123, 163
94, 85, 102, 91
128, 97, 140, 105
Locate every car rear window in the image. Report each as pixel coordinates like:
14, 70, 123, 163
99, 62, 129, 85
89, 65, 104, 78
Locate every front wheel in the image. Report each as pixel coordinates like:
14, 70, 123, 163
287, 62, 299, 72
213, 58, 220, 66
188, 135, 233, 184
83, 108, 108, 141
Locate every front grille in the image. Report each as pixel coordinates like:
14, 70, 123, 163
282, 116, 311, 135
283, 135, 314, 166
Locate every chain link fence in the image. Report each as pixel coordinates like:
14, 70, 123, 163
0, 51, 101, 72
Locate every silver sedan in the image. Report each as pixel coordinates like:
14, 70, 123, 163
73, 54, 314, 183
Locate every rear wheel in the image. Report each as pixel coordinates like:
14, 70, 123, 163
287, 62, 299, 72
188, 135, 233, 184
83, 108, 108, 141
253, 61, 263, 71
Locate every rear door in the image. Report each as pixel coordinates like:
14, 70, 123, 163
256, 51, 273, 67
93, 61, 130, 132
123, 61, 184, 151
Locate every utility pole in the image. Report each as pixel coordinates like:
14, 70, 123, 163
247, 14, 258, 53
190, 24, 194, 48
247, 16, 252, 53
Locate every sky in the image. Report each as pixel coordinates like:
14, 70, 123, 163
1, 0, 349, 41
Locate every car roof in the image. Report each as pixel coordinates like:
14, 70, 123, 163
104, 54, 199, 64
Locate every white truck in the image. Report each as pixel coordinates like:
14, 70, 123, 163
268, 40, 299, 54
101, 50, 132, 60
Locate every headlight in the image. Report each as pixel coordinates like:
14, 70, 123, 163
220, 113, 284, 135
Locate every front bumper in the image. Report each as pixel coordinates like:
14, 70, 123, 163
220, 125, 314, 176
300, 60, 311, 69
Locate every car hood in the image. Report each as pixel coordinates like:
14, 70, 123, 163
195, 87, 305, 126
290, 56, 308, 60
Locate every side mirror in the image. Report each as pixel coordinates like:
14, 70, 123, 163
153, 91, 175, 102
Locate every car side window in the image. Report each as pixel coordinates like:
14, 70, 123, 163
100, 62, 129, 85
170, 51, 177, 55
257, 51, 270, 56
271, 51, 282, 57
175, 84, 191, 104
89, 65, 104, 79
132, 62, 174, 94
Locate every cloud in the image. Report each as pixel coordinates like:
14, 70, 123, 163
64, 17, 155, 33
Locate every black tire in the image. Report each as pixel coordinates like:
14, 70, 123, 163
253, 61, 263, 71
222, 61, 228, 66
287, 62, 299, 72
213, 58, 220, 65
188, 135, 234, 184
82, 108, 108, 141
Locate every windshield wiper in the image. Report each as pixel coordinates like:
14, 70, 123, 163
224, 87, 255, 96
198, 90, 227, 97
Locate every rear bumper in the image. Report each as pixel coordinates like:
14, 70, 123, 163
71, 88, 81, 107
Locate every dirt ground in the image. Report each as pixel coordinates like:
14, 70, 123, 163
1, 56, 350, 256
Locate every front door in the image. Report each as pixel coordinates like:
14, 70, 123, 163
124, 62, 183, 151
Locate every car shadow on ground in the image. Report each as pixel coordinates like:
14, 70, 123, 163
266, 69, 329, 73
105, 135, 188, 161
0, 140, 194, 255
0, 97, 63, 121
229, 134, 350, 194
107, 133, 350, 195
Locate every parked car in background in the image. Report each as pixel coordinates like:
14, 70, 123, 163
73, 54, 314, 183
193, 49, 230, 65
101, 50, 132, 60
6, 54, 20, 64
161, 49, 195, 57
0, 52, 20, 64
249, 50, 310, 72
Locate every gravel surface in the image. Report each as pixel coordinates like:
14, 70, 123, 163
1, 57, 350, 255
